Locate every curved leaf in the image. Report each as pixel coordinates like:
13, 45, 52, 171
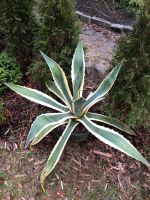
72, 97, 86, 116
82, 97, 105, 114
40, 51, 73, 110
87, 112, 135, 135
5, 83, 68, 112
73, 66, 84, 100
79, 116, 149, 166
25, 112, 75, 147
71, 42, 85, 99
84, 60, 124, 110
31, 122, 67, 146
46, 80, 65, 103
40, 120, 79, 188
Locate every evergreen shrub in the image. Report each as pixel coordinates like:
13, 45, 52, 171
0, 53, 23, 93
0, 102, 5, 126
34, 0, 80, 81
101, 12, 150, 129
0, 0, 36, 71
116, 0, 139, 11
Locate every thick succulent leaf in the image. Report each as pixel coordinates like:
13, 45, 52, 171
46, 80, 65, 103
79, 116, 149, 166
86, 92, 94, 99
73, 66, 84, 100
73, 97, 86, 116
84, 60, 124, 110
5, 83, 68, 112
82, 97, 105, 114
87, 112, 135, 135
71, 42, 85, 99
40, 51, 73, 110
25, 112, 74, 147
31, 122, 66, 146
40, 120, 79, 188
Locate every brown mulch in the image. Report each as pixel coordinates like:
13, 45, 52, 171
0, 74, 150, 199
0, 82, 150, 199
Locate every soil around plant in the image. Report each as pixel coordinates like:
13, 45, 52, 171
76, 0, 136, 25
0, 63, 150, 199
0, 22, 150, 199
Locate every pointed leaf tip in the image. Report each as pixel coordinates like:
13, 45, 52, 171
71, 42, 85, 100
87, 112, 135, 135
40, 120, 79, 185
83, 60, 124, 111
79, 116, 149, 167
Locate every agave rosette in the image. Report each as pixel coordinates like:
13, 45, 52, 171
5, 42, 149, 188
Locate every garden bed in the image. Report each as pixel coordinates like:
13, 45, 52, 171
0, 63, 150, 200
0, 21, 150, 200
0, 96, 150, 199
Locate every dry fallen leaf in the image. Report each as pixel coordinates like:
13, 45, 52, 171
93, 150, 112, 158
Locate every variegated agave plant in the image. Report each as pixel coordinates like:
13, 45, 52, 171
5, 42, 149, 188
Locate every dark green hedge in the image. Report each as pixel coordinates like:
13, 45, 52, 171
101, 12, 150, 129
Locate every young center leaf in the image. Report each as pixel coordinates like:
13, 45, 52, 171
71, 42, 85, 100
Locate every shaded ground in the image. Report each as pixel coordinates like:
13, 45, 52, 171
77, 0, 136, 25
0, 23, 150, 199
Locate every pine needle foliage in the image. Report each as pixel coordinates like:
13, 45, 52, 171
0, 0, 36, 71
35, 0, 80, 74
116, 0, 139, 11
102, 11, 150, 129
0, 101, 5, 126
